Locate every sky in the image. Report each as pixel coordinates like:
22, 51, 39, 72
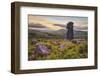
28, 15, 88, 31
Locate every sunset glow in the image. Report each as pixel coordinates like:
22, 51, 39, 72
28, 15, 88, 31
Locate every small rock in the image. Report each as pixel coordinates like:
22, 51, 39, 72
31, 38, 37, 44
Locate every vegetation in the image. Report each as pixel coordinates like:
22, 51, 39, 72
28, 38, 88, 60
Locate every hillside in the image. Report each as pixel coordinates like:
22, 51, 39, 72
28, 28, 87, 39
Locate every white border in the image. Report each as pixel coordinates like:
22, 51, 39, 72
20, 6, 95, 70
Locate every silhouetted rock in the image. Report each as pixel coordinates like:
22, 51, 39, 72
66, 22, 74, 40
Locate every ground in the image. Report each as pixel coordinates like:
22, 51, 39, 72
28, 38, 88, 60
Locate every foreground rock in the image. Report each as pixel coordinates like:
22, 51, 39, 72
36, 43, 51, 56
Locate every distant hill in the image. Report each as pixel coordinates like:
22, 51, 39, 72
28, 28, 87, 39
74, 30, 87, 39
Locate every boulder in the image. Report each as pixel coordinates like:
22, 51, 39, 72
36, 43, 51, 56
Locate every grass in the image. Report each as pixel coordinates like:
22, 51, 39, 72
28, 38, 88, 60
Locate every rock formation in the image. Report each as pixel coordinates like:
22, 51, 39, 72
66, 22, 74, 40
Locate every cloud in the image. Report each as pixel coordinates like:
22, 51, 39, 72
28, 15, 64, 30
28, 15, 88, 31
29, 23, 47, 28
